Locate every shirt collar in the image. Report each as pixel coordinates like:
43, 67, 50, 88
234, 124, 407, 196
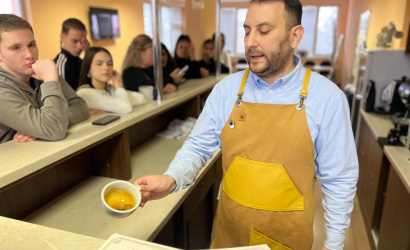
250, 55, 304, 89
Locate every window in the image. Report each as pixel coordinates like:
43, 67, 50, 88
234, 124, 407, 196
297, 5, 339, 57
0, 0, 23, 16
143, 3, 183, 56
221, 4, 339, 58
220, 7, 246, 57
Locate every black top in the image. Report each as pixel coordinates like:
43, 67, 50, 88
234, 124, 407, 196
54, 48, 82, 90
173, 57, 202, 80
198, 58, 230, 74
122, 66, 176, 93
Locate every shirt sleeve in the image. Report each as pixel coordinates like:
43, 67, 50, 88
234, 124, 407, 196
59, 77, 90, 126
164, 84, 223, 192
0, 80, 69, 140
315, 91, 359, 250
76, 87, 133, 114
127, 90, 147, 106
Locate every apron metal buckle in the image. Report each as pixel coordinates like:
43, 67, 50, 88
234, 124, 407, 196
296, 96, 306, 111
236, 93, 243, 107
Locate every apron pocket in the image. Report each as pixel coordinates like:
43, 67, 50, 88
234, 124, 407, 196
222, 156, 304, 211
249, 228, 293, 250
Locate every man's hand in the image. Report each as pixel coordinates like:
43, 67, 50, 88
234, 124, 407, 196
13, 131, 37, 143
163, 83, 176, 94
134, 175, 176, 207
32, 59, 59, 82
322, 247, 330, 250
82, 37, 90, 52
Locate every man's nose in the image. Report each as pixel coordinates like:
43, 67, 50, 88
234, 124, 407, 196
246, 31, 258, 48
24, 47, 35, 59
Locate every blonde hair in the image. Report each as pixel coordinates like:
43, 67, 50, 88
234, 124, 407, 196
0, 14, 33, 43
122, 34, 152, 71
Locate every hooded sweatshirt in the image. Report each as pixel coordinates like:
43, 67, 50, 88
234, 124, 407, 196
0, 66, 89, 144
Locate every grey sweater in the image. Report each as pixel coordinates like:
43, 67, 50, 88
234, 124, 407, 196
0, 66, 89, 144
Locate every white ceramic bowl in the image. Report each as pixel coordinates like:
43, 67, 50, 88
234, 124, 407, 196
101, 180, 142, 218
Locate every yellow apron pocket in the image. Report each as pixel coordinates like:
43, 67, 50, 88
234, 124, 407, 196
249, 228, 293, 250
222, 156, 303, 211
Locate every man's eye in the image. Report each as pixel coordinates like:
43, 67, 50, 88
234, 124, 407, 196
260, 30, 270, 35
12, 46, 20, 50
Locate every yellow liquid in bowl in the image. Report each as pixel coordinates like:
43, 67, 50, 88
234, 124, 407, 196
104, 188, 136, 211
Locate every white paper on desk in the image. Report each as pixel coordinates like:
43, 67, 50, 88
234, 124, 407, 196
99, 233, 270, 250
156, 117, 197, 140
99, 233, 179, 250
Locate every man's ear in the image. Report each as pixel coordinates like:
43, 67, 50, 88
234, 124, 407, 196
60, 33, 65, 42
290, 25, 304, 49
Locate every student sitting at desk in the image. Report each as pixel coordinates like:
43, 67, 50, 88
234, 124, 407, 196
77, 47, 146, 114
162, 43, 184, 86
173, 34, 209, 80
122, 35, 180, 94
0, 14, 89, 144
198, 39, 230, 74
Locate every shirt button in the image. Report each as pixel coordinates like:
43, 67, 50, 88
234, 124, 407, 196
268, 89, 272, 93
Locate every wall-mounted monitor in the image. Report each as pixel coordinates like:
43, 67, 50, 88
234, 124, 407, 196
90, 7, 120, 40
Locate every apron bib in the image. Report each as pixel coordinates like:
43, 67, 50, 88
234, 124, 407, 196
211, 69, 316, 250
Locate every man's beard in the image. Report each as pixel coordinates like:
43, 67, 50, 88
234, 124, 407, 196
246, 34, 293, 78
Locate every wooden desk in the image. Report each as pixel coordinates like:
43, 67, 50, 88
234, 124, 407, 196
357, 109, 410, 249
304, 64, 332, 73
0, 75, 226, 248
233, 62, 249, 71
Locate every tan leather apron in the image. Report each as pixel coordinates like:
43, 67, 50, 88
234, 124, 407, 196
211, 69, 316, 250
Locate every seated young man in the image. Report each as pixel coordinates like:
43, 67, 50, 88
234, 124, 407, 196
0, 14, 89, 144
54, 18, 90, 90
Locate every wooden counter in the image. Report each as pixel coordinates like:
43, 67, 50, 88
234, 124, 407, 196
0, 75, 226, 249
0, 76, 224, 189
357, 109, 410, 249
0, 216, 105, 249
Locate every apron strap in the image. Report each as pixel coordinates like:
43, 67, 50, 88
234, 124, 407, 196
297, 69, 311, 111
236, 69, 250, 107
236, 68, 311, 110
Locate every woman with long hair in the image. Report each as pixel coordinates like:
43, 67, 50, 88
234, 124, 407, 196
173, 34, 209, 80
122, 34, 181, 94
77, 47, 146, 115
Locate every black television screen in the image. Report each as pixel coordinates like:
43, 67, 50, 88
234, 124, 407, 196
90, 7, 120, 40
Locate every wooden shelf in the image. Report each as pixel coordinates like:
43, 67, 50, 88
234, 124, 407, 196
24, 135, 221, 242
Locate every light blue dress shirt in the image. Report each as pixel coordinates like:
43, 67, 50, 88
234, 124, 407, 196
164, 56, 359, 250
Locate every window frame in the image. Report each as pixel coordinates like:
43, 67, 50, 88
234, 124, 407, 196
143, 1, 184, 55
299, 4, 341, 59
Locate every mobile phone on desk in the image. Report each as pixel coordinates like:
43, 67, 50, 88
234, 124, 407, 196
178, 65, 189, 74
92, 115, 120, 126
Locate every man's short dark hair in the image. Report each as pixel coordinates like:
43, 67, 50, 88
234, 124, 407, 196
61, 18, 87, 34
251, 0, 302, 30
0, 14, 33, 43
